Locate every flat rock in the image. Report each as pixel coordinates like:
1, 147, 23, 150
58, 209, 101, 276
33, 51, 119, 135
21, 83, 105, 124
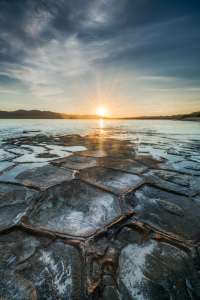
0, 149, 16, 161
113, 227, 200, 299
158, 160, 200, 176
0, 183, 37, 231
106, 149, 136, 159
192, 194, 200, 207
98, 157, 148, 174
0, 161, 15, 173
26, 180, 122, 237
15, 165, 76, 188
0, 230, 83, 299
80, 167, 144, 194
52, 155, 98, 170
0, 162, 47, 183
135, 154, 164, 169
125, 185, 200, 244
78, 150, 107, 157
143, 169, 198, 196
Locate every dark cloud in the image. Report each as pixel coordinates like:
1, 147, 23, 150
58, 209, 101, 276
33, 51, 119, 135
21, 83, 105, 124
0, 0, 200, 101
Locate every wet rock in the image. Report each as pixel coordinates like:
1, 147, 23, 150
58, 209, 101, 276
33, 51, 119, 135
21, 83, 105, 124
106, 149, 136, 159
0, 183, 37, 231
0, 161, 15, 173
80, 167, 144, 194
78, 150, 107, 157
0, 149, 16, 161
125, 185, 200, 244
111, 143, 135, 151
35, 152, 59, 158
143, 169, 198, 197
116, 227, 200, 299
143, 169, 200, 193
25, 180, 122, 237
0, 163, 47, 183
98, 157, 148, 174
155, 199, 184, 216
0, 230, 83, 299
192, 194, 200, 207
95, 236, 109, 256
52, 155, 98, 170
158, 160, 200, 176
86, 143, 111, 150
135, 154, 164, 169
15, 165, 76, 188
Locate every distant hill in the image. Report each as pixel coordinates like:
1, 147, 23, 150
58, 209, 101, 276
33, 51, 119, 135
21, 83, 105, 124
179, 111, 200, 120
121, 114, 184, 120
0, 109, 199, 120
0, 110, 108, 119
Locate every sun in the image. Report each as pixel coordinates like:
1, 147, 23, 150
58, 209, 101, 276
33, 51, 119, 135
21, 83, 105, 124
97, 108, 105, 116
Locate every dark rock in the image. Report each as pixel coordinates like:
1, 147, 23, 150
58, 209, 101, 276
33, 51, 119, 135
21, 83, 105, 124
106, 149, 136, 159
80, 167, 144, 194
98, 157, 148, 174
52, 155, 98, 170
0, 183, 37, 231
0, 230, 83, 299
125, 185, 200, 244
143, 169, 198, 196
78, 150, 107, 157
115, 227, 200, 299
36, 152, 59, 158
0, 161, 15, 173
15, 165, 76, 188
25, 180, 122, 237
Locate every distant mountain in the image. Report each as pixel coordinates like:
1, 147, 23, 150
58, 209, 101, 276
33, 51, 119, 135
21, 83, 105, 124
179, 111, 200, 120
0, 110, 108, 119
0, 110, 199, 120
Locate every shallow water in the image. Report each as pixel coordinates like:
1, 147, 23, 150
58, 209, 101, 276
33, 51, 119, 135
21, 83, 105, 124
0, 119, 199, 142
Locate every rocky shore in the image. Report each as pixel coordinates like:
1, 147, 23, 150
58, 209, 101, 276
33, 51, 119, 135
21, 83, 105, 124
0, 129, 200, 299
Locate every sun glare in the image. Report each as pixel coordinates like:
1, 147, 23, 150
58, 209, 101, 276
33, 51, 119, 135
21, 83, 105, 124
98, 108, 105, 116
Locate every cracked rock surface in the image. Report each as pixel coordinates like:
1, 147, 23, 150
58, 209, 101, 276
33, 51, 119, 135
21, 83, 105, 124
0, 129, 200, 299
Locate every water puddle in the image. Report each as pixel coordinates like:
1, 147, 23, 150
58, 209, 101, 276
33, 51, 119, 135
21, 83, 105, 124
0, 162, 47, 182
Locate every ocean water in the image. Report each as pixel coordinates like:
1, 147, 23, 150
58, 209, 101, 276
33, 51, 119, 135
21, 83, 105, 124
0, 119, 199, 143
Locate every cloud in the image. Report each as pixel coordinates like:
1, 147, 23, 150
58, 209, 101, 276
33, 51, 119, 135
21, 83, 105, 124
0, 0, 200, 103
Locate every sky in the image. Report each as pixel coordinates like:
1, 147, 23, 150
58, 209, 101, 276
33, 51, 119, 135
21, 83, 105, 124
0, 0, 200, 117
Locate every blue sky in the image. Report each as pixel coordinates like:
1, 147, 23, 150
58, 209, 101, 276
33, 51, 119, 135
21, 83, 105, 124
0, 0, 200, 117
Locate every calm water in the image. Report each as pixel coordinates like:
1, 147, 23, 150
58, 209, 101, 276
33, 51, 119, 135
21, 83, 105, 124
0, 119, 199, 142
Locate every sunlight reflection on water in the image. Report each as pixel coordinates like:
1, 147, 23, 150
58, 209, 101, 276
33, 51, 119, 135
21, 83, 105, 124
0, 119, 199, 144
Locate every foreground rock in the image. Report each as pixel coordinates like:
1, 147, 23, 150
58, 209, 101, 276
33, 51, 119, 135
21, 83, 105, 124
25, 180, 122, 237
0, 230, 83, 299
125, 185, 200, 244
0, 183, 37, 231
0, 132, 200, 299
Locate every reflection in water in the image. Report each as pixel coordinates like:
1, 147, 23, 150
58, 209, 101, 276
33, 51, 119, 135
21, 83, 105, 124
100, 119, 104, 128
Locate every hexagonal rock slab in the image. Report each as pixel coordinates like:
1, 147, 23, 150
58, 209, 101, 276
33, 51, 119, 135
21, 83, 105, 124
52, 155, 98, 170
112, 227, 200, 299
98, 157, 147, 174
125, 185, 200, 244
10, 165, 76, 189
143, 169, 198, 197
106, 149, 136, 159
0, 183, 37, 231
158, 160, 200, 176
77, 150, 107, 157
25, 180, 122, 237
0, 230, 83, 299
80, 167, 144, 194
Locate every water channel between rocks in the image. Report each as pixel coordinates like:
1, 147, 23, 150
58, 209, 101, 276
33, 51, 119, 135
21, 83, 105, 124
0, 120, 200, 299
